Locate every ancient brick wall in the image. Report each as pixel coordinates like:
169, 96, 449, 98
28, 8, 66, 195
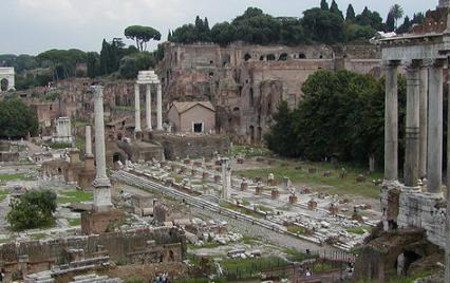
151, 133, 230, 160
0, 227, 186, 280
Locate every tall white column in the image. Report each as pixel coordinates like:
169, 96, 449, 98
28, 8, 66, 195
404, 61, 420, 187
427, 59, 445, 194
134, 83, 142, 133
384, 61, 399, 181
221, 158, 231, 200
146, 84, 152, 130
446, 75, 450, 283
419, 66, 428, 179
156, 82, 163, 130
85, 125, 93, 157
92, 85, 112, 211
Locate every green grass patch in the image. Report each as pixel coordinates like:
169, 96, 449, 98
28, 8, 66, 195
57, 190, 93, 204
46, 142, 72, 149
286, 225, 308, 235
0, 173, 31, 182
346, 225, 372, 235
220, 202, 263, 219
188, 241, 222, 250
0, 190, 8, 202
237, 161, 382, 199
221, 256, 288, 280
68, 218, 81, 226
283, 248, 318, 262
30, 233, 48, 240
230, 145, 271, 158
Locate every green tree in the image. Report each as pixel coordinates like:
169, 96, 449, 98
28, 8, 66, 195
330, 0, 344, 19
86, 52, 99, 78
124, 25, 161, 51
0, 98, 38, 138
320, 0, 329, 10
119, 52, 155, 79
302, 8, 344, 43
37, 49, 87, 81
386, 11, 396, 32
355, 7, 384, 31
7, 190, 57, 231
211, 22, 237, 46
389, 4, 404, 29
346, 4, 356, 21
264, 101, 299, 157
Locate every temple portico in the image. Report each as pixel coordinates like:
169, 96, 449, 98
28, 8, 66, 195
134, 70, 163, 136
377, 3, 450, 280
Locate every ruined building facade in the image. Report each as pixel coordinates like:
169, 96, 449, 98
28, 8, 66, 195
158, 42, 381, 144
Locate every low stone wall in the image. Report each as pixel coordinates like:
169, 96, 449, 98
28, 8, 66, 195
150, 133, 230, 160
381, 185, 447, 248
0, 227, 186, 281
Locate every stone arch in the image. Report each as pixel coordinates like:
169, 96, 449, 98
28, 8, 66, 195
395, 250, 422, 276
299, 53, 306, 59
257, 127, 262, 142
266, 54, 275, 61
249, 87, 254, 107
0, 68, 15, 91
278, 53, 288, 61
0, 79, 8, 91
249, 125, 255, 144
244, 53, 252, 61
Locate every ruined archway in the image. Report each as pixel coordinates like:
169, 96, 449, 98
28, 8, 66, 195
299, 53, 306, 59
249, 125, 255, 144
244, 53, 252, 61
279, 53, 288, 61
0, 79, 8, 91
0, 67, 15, 91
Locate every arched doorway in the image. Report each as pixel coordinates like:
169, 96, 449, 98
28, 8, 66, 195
0, 78, 8, 91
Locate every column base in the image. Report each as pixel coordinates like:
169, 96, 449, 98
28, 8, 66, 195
81, 208, 124, 235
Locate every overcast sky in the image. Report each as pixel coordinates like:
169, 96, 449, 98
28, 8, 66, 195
0, 0, 436, 55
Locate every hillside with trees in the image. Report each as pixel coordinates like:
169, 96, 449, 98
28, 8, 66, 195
169, 1, 425, 46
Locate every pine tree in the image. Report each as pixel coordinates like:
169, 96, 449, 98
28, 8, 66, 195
330, 0, 343, 19
346, 4, 356, 21
320, 0, 329, 10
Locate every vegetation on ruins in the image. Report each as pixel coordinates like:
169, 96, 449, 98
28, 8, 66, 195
0, 97, 39, 139
264, 70, 407, 169
7, 190, 57, 231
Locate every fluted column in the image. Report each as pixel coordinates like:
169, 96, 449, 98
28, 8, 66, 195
92, 85, 112, 211
404, 61, 420, 187
419, 66, 428, 179
384, 61, 400, 181
145, 84, 152, 130
446, 72, 450, 283
156, 82, 163, 130
427, 59, 445, 193
134, 83, 142, 133
85, 125, 93, 157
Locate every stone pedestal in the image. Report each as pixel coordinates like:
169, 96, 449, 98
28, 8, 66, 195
308, 199, 318, 210
81, 209, 124, 235
289, 194, 298, 204
271, 188, 280, 199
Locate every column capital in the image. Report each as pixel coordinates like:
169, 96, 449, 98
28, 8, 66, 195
383, 60, 401, 69
433, 58, 448, 68
91, 85, 104, 99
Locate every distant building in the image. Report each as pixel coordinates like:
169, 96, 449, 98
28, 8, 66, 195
167, 101, 215, 133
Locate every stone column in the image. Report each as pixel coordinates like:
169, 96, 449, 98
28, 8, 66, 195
384, 61, 400, 181
427, 59, 445, 193
85, 125, 93, 157
221, 158, 231, 200
404, 61, 420, 187
134, 83, 142, 133
446, 74, 450, 283
156, 82, 163, 130
419, 66, 428, 179
145, 83, 152, 130
92, 85, 112, 211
